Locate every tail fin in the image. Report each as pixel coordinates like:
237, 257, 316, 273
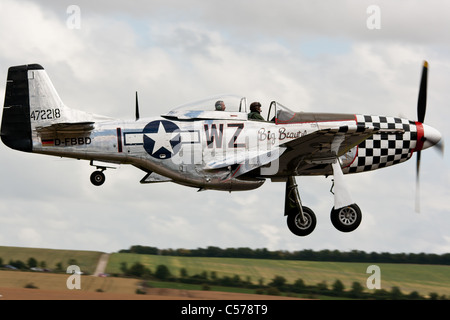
1, 64, 39, 152
1, 64, 109, 152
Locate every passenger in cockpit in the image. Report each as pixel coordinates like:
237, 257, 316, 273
215, 100, 226, 111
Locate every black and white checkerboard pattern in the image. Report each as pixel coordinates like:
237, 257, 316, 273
344, 115, 418, 174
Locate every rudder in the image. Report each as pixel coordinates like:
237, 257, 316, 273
0, 64, 42, 152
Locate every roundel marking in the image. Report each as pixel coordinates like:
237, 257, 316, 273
143, 120, 181, 159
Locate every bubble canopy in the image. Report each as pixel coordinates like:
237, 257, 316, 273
161, 94, 298, 122
162, 95, 249, 120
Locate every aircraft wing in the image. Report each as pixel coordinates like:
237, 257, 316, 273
207, 124, 378, 179
276, 124, 380, 176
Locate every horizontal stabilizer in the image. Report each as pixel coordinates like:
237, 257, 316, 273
36, 122, 95, 134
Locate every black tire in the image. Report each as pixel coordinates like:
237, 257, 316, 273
90, 171, 106, 186
287, 206, 317, 237
330, 204, 362, 233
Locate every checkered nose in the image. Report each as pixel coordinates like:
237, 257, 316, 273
421, 124, 442, 151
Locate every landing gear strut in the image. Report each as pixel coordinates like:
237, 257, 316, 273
283, 168, 363, 236
89, 160, 115, 186
285, 177, 316, 236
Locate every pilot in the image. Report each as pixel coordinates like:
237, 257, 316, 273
248, 102, 265, 121
215, 100, 226, 111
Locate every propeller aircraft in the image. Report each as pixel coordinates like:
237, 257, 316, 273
0, 62, 442, 236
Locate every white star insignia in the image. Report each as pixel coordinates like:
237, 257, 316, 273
145, 122, 175, 155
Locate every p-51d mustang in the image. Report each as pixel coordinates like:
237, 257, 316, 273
1, 63, 442, 236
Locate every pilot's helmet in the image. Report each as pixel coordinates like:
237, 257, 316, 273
250, 102, 262, 112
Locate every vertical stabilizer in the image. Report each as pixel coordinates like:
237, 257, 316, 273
0, 64, 41, 152
1, 64, 110, 153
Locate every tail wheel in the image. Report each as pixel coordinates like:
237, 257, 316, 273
330, 204, 362, 232
287, 206, 317, 237
90, 171, 106, 186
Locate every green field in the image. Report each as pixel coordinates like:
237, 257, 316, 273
1, 247, 449, 297
0, 246, 103, 274
106, 253, 450, 297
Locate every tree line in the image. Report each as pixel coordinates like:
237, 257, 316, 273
0, 256, 80, 273
119, 245, 450, 265
120, 261, 447, 300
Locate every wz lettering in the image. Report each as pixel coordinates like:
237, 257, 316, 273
204, 123, 245, 149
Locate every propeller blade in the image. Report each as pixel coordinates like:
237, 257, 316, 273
415, 61, 428, 213
417, 61, 428, 123
135, 91, 140, 121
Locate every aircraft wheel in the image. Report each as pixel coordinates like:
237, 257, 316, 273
287, 206, 316, 237
90, 171, 106, 186
330, 204, 362, 233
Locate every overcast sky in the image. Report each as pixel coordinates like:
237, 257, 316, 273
0, 0, 448, 255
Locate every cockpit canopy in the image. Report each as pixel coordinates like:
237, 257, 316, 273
162, 95, 249, 120
161, 94, 299, 122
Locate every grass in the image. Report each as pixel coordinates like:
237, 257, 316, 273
106, 253, 450, 297
0, 270, 141, 294
1, 247, 449, 298
0, 246, 103, 274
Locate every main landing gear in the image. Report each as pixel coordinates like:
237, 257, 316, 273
285, 177, 317, 236
284, 176, 362, 237
89, 160, 115, 186
90, 170, 106, 186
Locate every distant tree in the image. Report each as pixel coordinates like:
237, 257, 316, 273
407, 291, 422, 300
9, 260, 27, 270
316, 281, 328, 293
292, 278, 306, 293
180, 267, 188, 278
55, 262, 63, 272
128, 262, 152, 279
390, 286, 404, 300
268, 276, 287, 290
369, 288, 390, 300
429, 292, 439, 300
154, 264, 171, 280
332, 280, 345, 294
349, 281, 365, 298
129, 245, 158, 255
232, 275, 242, 286
27, 257, 38, 268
